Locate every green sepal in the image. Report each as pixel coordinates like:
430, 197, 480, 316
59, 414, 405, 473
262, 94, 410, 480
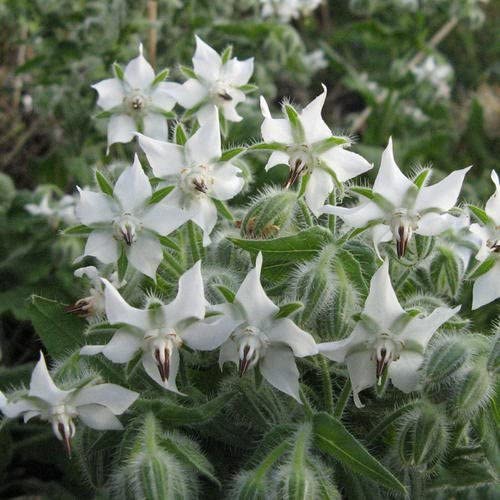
239, 83, 258, 93
113, 62, 124, 80
311, 136, 348, 154
174, 122, 188, 145
284, 104, 305, 143
468, 204, 493, 225
95, 170, 114, 196
275, 301, 304, 318
468, 256, 496, 280
221, 147, 245, 162
213, 284, 235, 302
148, 185, 175, 205
62, 224, 91, 236
179, 65, 197, 79
152, 68, 170, 86
214, 199, 234, 221
221, 45, 233, 64
249, 142, 288, 152
117, 248, 128, 282
413, 168, 431, 189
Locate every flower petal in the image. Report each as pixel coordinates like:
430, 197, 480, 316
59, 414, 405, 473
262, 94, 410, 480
300, 84, 331, 143
124, 47, 155, 89
260, 96, 294, 144
260, 345, 300, 403
346, 351, 376, 408
320, 147, 372, 183
267, 318, 317, 357
84, 230, 119, 264
73, 383, 138, 414
80, 328, 142, 363
372, 223, 392, 259
142, 203, 187, 235
76, 189, 116, 226
219, 337, 239, 369
322, 201, 384, 228
486, 170, 500, 222
143, 113, 168, 141
113, 155, 152, 212
92, 78, 125, 110
107, 114, 136, 147
142, 348, 183, 394
305, 168, 334, 217
185, 106, 222, 164
472, 262, 500, 310
417, 212, 456, 236
77, 404, 123, 430
265, 151, 290, 171
318, 324, 369, 363
373, 138, 414, 207
388, 351, 424, 393
0, 393, 38, 419
29, 352, 69, 405
161, 80, 208, 109
102, 278, 151, 330
220, 57, 254, 86
150, 83, 176, 110
137, 133, 186, 177
210, 163, 244, 200
127, 233, 163, 279
235, 252, 279, 322
181, 315, 242, 351
192, 36, 222, 83
414, 166, 471, 212
182, 196, 218, 246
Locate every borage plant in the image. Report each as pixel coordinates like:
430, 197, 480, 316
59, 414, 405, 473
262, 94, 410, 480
1, 37, 498, 500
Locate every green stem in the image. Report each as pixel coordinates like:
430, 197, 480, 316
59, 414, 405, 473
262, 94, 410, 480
317, 357, 334, 414
299, 388, 314, 419
298, 198, 314, 227
327, 191, 336, 235
334, 378, 352, 418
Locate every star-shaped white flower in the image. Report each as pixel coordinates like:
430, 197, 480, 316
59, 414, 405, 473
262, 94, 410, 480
323, 138, 471, 257
164, 36, 254, 124
470, 171, 500, 309
319, 260, 460, 407
81, 262, 239, 394
0, 352, 138, 455
215, 253, 318, 402
76, 155, 185, 279
92, 44, 175, 149
259, 85, 372, 216
137, 106, 244, 245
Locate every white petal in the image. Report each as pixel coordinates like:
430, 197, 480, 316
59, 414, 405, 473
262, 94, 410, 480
161, 261, 205, 325
76, 189, 116, 226
80, 329, 142, 363
161, 80, 208, 109
260, 96, 294, 144
220, 57, 254, 86
305, 168, 334, 217
388, 351, 424, 393
300, 85, 331, 143
363, 259, 405, 330
267, 318, 317, 357
102, 278, 151, 330
74, 266, 100, 280
127, 233, 163, 279
220, 101, 243, 123
150, 83, 176, 110
143, 113, 168, 141
77, 404, 123, 430
0, 394, 38, 419
372, 224, 392, 259
346, 351, 376, 408
210, 164, 244, 200
124, 49, 155, 89
73, 383, 138, 414
107, 114, 136, 147
486, 170, 500, 222
186, 107, 221, 164
472, 262, 500, 310
193, 36, 222, 82
373, 138, 414, 207
320, 147, 372, 183
265, 151, 290, 171
414, 166, 471, 212
183, 196, 218, 246
142, 203, 186, 235
235, 252, 279, 321
113, 155, 152, 212
181, 315, 242, 351
137, 133, 185, 177
84, 230, 119, 264
400, 305, 460, 346
470, 223, 493, 262
417, 212, 455, 236
142, 348, 183, 394
318, 324, 369, 363
29, 352, 69, 405
322, 201, 384, 228
260, 345, 301, 402
218, 337, 239, 369
92, 78, 125, 110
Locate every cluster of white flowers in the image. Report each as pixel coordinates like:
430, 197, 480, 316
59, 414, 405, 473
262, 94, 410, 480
25, 190, 78, 227
3, 36, 499, 452
411, 55, 453, 100
260, 0, 323, 22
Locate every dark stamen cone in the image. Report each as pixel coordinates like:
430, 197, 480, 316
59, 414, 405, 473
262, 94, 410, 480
376, 348, 387, 382
65, 301, 88, 316
218, 91, 232, 101
122, 228, 134, 246
154, 347, 170, 382
396, 226, 407, 258
58, 422, 72, 458
239, 345, 251, 377
283, 159, 307, 189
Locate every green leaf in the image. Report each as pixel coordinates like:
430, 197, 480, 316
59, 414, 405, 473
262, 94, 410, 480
239, 83, 258, 93
311, 136, 348, 154
221, 147, 245, 161
113, 62, 124, 80
148, 185, 175, 204
413, 169, 431, 189
429, 458, 496, 490
179, 65, 197, 79
221, 45, 233, 64
214, 284, 236, 303
27, 296, 86, 359
468, 256, 495, 280
152, 68, 170, 86
95, 171, 114, 196
313, 412, 406, 493
214, 199, 234, 221
284, 104, 305, 143
174, 122, 188, 145
62, 224, 91, 236
158, 235, 180, 252
468, 204, 493, 225
249, 142, 288, 152
275, 302, 303, 318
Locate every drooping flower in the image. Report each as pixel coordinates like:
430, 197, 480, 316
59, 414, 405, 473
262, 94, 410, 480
318, 259, 460, 407
137, 106, 244, 245
259, 85, 372, 216
470, 170, 500, 309
0, 352, 138, 456
76, 155, 185, 279
322, 138, 471, 257
164, 36, 254, 124
92, 44, 175, 149
215, 253, 318, 402
81, 262, 239, 393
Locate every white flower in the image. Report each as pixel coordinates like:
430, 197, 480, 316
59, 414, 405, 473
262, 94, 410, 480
26, 192, 78, 227
164, 36, 254, 124
259, 85, 372, 216
303, 49, 328, 73
0, 352, 138, 455
92, 44, 175, 149
470, 171, 500, 309
81, 262, 239, 394
260, 0, 322, 22
323, 138, 471, 257
76, 155, 185, 279
411, 56, 453, 100
215, 253, 318, 402
319, 260, 460, 407
137, 106, 244, 245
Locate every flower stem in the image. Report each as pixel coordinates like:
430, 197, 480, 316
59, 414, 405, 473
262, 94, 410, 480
328, 191, 336, 235
334, 378, 352, 418
299, 387, 314, 419
317, 356, 334, 414
298, 198, 314, 227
